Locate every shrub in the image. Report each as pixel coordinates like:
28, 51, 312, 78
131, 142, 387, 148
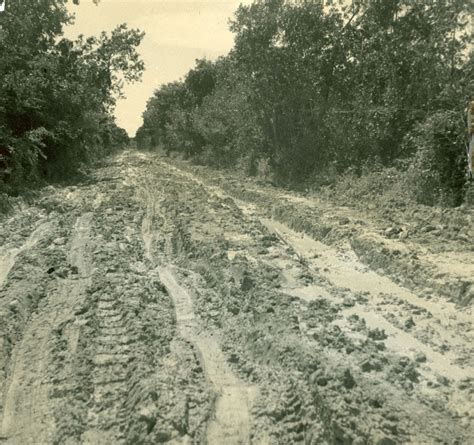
404, 111, 467, 206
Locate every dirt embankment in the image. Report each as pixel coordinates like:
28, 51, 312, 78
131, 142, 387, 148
0, 150, 472, 444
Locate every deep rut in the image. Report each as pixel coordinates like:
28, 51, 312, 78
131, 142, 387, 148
159, 267, 256, 445
148, 153, 473, 443
0, 213, 92, 444
157, 157, 473, 383
1, 151, 470, 444
138, 176, 256, 445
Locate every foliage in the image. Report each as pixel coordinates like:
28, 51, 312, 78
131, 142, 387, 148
404, 111, 468, 206
0, 0, 143, 194
136, 0, 473, 205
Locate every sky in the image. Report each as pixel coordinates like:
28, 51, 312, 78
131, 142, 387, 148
65, 0, 250, 136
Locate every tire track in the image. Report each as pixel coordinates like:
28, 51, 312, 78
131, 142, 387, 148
2, 151, 469, 443
156, 156, 473, 383
51, 157, 212, 444
81, 288, 132, 444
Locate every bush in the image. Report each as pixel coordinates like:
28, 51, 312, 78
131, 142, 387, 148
404, 111, 467, 206
319, 164, 416, 209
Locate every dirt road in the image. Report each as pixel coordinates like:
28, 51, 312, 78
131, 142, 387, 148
0, 150, 472, 444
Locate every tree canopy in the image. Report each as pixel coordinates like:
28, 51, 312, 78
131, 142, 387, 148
137, 0, 473, 205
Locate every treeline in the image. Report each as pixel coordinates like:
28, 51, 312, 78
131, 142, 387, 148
0, 0, 144, 197
136, 0, 473, 206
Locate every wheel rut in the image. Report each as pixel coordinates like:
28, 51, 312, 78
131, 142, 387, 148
139, 178, 257, 445
1, 151, 470, 444
156, 157, 473, 383
159, 267, 256, 445
146, 153, 473, 443
0, 220, 52, 288
0, 213, 92, 444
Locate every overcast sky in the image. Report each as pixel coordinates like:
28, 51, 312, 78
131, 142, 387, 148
65, 0, 250, 136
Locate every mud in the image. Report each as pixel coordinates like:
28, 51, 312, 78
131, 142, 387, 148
172, 159, 474, 306
0, 150, 472, 444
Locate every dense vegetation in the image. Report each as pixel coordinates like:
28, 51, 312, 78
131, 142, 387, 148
137, 0, 473, 206
0, 0, 144, 201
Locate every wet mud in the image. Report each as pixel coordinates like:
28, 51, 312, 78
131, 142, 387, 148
0, 150, 472, 444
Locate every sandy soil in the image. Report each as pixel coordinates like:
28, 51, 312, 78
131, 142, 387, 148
0, 150, 472, 444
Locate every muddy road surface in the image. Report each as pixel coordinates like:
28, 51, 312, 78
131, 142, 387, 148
0, 150, 472, 444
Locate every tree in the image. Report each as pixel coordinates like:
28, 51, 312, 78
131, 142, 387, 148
137, 0, 473, 204
0, 0, 144, 190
